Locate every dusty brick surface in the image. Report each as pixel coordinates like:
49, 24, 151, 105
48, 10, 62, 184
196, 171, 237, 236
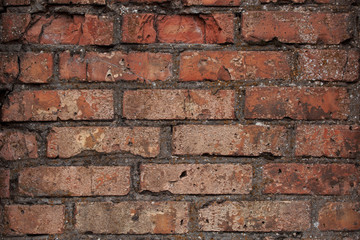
242, 11, 353, 44
173, 125, 288, 156
47, 127, 160, 158
318, 202, 360, 231
1, 13, 31, 42
245, 87, 350, 120
263, 164, 358, 195
3, 205, 65, 235
19, 166, 130, 196
180, 51, 292, 81
198, 201, 311, 231
0, 130, 38, 161
0, 53, 19, 84
295, 125, 360, 158
19, 52, 53, 83
184, 0, 241, 5
123, 89, 235, 120
75, 201, 189, 234
2, 90, 114, 121
140, 164, 252, 194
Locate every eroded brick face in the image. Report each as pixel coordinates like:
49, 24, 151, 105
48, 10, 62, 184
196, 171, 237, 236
1, 0, 359, 238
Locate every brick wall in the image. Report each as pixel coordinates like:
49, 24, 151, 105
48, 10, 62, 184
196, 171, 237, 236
0, 0, 359, 239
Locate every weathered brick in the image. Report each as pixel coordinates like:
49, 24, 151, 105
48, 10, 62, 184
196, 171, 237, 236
75, 202, 189, 234
298, 49, 359, 82
85, 51, 172, 82
0, 53, 19, 84
19, 52, 53, 83
318, 202, 360, 231
0, 168, 10, 198
263, 164, 358, 195
3, 205, 65, 235
4, 0, 30, 5
122, 14, 157, 43
180, 51, 292, 81
47, 127, 160, 158
1, 13, 31, 42
140, 164, 252, 194
25, 15, 113, 45
295, 125, 359, 158
242, 11, 353, 44
0, 130, 38, 161
49, 0, 106, 4
245, 87, 350, 120
2, 90, 114, 121
173, 125, 288, 156
123, 89, 235, 120
260, 0, 305, 2
59, 51, 86, 80
122, 14, 234, 44
199, 201, 310, 231
19, 166, 130, 196
184, 0, 241, 5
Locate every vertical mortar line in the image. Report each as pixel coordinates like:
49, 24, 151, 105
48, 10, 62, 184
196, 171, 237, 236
114, 84, 123, 124
64, 200, 76, 234
234, 11, 242, 47
236, 86, 246, 124
53, 51, 60, 84
172, 49, 181, 84
159, 126, 172, 159
113, 13, 122, 45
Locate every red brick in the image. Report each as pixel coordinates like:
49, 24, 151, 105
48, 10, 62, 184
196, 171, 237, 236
0, 131, 38, 161
25, 15, 113, 45
173, 125, 288, 156
122, 14, 157, 43
0, 53, 19, 84
47, 126, 160, 158
180, 51, 291, 81
295, 125, 359, 158
260, 0, 305, 2
19, 52, 53, 83
122, 14, 234, 44
298, 49, 359, 82
245, 87, 350, 120
123, 89, 235, 120
263, 164, 358, 195
242, 11, 353, 44
85, 51, 172, 82
0, 169, 10, 198
140, 164, 252, 194
2, 90, 114, 121
1, 13, 31, 42
199, 201, 310, 231
3, 205, 65, 235
318, 202, 360, 231
19, 166, 130, 196
116, 0, 168, 2
4, 0, 30, 5
75, 201, 189, 234
184, 0, 241, 5
49, 0, 106, 4
59, 51, 86, 80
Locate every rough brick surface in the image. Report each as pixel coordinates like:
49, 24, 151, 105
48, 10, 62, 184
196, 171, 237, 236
19, 166, 130, 196
318, 202, 360, 231
19, 52, 53, 83
123, 89, 235, 120
3, 205, 65, 235
242, 11, 353, 44
3, 0, 30, 5
0, 130, 38, 161
47, 127, 160, 158
245, 87, 350, 120
263, 164, 358, 195
0, 53, 18, 84
140, 164, 252, 194
49, 0, 106, 4
1, 13, 31, 42
0, 168, 10, 198
25, 15, 113, 45
2, 90, 114, 121
173, 125, 288, 156
295, 125, 360, 158
180, 51, 292, 81
75, 202, 189, 234
184, 0, 241, 5
298, 49, 359, 82
199, 201, 311, 231
122, 14, 234, 44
